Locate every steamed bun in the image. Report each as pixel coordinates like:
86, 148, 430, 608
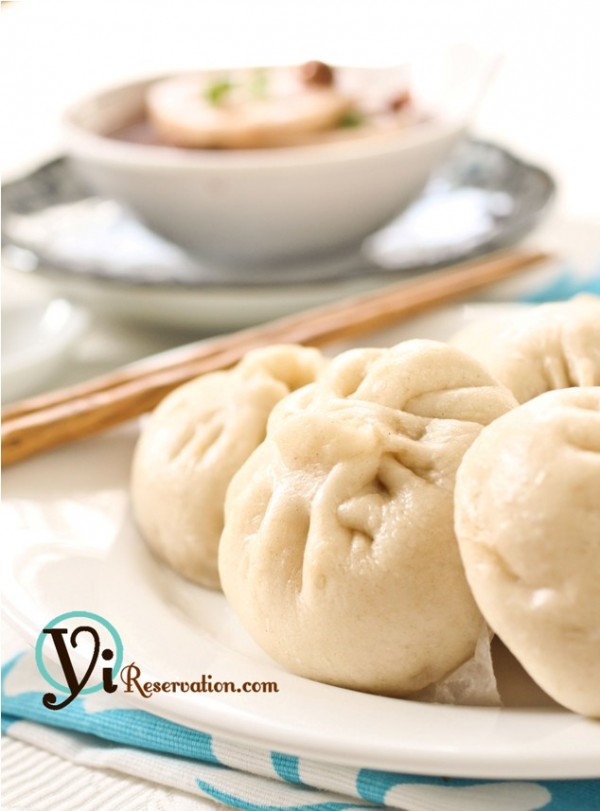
131, 345, 326, 589
451, 295, 600, 403
455, 387, 600, 717
219, 340, 517, 695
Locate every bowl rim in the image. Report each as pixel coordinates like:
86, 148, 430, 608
62, 71, 465, 172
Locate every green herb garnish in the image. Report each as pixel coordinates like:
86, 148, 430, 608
205, 77, 235, 106
338, 109, 364, 128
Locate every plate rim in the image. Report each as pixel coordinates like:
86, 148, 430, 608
3, 575, 600, 781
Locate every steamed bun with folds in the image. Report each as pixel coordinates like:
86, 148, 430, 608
131, 345, 327, 589
455, 387, 600, 717
451, 295, 600, 403
219, 340, 517, 696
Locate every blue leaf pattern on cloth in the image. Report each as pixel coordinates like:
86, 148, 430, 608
521, 265, 600, 302
272, 753, 303, 784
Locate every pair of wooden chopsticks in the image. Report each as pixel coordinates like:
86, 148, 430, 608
2, 248, 550, 467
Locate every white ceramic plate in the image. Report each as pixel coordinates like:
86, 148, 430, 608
1, 298, 87, 402
3, 303, 600, 780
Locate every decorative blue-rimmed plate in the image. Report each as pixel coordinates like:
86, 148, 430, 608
1, 139, 555, 330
